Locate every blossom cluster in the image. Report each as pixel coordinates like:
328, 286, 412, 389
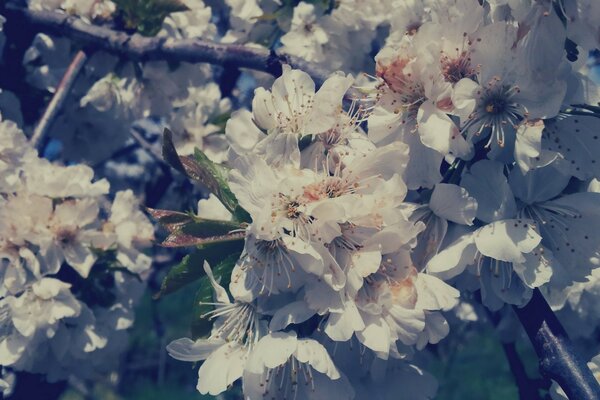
0, 116, 154, 386
161, 1, 600, 398
1, 0, 600, 397
167, 65, 456, 398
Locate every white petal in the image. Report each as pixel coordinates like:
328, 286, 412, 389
251, 87, 278, 131
414, 274, 460, 311
356, 314, 392, 357
418, 102, 472, 158
451, 78, 479, 115
461, 160, 517, 223
269, 301, 315, 332
324, 301, 365, 342
542, 115, 600, 180
63, 242, 96, 278
386, 306, 426, 346
512, 250, 553, 288
197, 342, 246, 395
429, 183, 477, 225
254, 331, 297, 369
474, 219, 541, 263
427, 232, 477, 280
295, 339, 340, 379
203, 261, 230, 304
225, 109, 264, 155
514, 120, 543, 173
508, 163, 570, 204
228, 154, 278, 216
403, 131, 444, 190
351, 249, 382, 278
166, 338, 224, 362
31, 277, 70, 300
284, 236, 324, 275
306, 72, 353, 135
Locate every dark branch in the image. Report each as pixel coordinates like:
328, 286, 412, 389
3, 3, 334, 85
483, 303, 542, 400
513, 289, 600, 400
501, 341, 543, 400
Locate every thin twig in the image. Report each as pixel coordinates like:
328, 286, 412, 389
129, 127, 163, 162
513, 289, 600, 400
30, 49, 88, 149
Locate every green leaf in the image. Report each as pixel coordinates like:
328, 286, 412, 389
161, 129, 248, 220
161, 128, 187, 175
190, 253, 240, 339
162, 229, 245, 248
192, 148, 239, 214
154, 239, 244, 299
146, 208, 193, 228
114, 0, 189, 36
147, 207, 245, 247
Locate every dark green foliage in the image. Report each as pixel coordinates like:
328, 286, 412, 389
154, 239, 243, 299
113, 0, 189, 36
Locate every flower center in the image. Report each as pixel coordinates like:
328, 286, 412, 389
441, 52, 476, 84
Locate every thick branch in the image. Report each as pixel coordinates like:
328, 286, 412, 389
513, 289, 600, 400
2, 3, 333, 85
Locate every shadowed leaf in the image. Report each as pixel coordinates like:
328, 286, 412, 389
154, 239, 244, 298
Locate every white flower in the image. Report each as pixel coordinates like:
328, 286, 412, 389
428, 219, 551, 310
407, 183, 478, 268
0, 278, 81, 367
354, 261, 459, 356
24, 158, 109, 198
167, 262, 262, 395
252, 65, 353, 137
160, 0, 216, 40
169, 83, 231, 162
223, 0, 262, 42
102, 190, 154, 274
242, 331, 354, 400
451, 20, 566, 162
0, 119, 36, 193
368, 37, 464, 189
280, 3, 329, 64
61, 0, 116, 20
464, 160, 600, 288
30, 198, 104, 278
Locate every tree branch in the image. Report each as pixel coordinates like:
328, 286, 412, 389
512, 289, 600, 400
2, 2, 334, 86
483, 303, 542, 400
501, 341, 542, 400
30, 50, 88, 149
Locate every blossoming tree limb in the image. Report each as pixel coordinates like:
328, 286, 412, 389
3, 0, 600, 399
2, 2, 332, 84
